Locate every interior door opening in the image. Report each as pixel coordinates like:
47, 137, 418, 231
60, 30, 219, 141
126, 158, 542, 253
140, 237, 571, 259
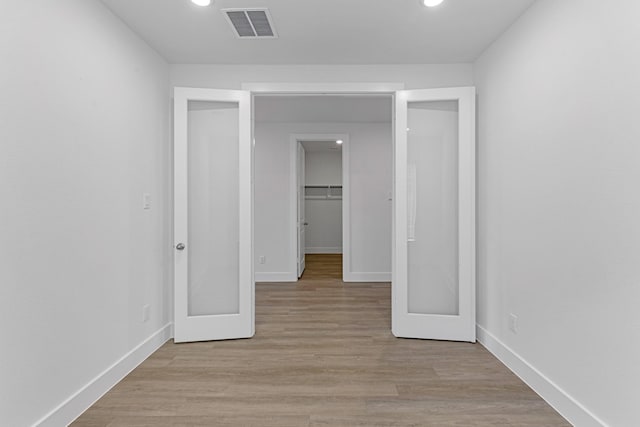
296, 138, 344, 279
252, 94, 394, 285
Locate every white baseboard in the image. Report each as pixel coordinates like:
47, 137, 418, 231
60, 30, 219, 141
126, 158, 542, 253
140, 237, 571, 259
477, 325, 607, 427
255, 272, 297, 282
343, 272, 391, 282
35, 323, 173, 427
305, 247, 343, 254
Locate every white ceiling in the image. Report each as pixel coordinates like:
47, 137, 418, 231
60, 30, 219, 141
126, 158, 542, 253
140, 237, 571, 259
100, 0, 536, 64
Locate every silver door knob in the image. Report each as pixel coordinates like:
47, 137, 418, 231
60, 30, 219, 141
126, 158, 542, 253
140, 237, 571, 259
176, 243, 185, 251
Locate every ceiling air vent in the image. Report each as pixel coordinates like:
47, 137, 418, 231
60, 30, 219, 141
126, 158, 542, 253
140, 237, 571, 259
222, 8, 278, 39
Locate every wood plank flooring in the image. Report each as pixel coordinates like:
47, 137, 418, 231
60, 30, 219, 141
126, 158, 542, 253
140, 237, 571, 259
301, 254, 343, 280
74, 254, 568, 426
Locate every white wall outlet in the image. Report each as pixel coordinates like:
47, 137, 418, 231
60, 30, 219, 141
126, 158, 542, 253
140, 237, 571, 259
509, 313, 518, 333
142, 193, 151, 210
142, 304, 150, 322
259, 256, 266, 264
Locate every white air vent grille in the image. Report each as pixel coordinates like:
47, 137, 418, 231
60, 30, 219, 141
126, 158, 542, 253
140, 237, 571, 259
222, 8, 277, 39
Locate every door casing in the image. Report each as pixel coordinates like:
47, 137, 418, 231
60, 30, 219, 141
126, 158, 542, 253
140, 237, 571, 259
289, 133, 350, 281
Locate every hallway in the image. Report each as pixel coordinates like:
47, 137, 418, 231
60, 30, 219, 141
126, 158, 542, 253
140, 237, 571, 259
74, 261, 567, 426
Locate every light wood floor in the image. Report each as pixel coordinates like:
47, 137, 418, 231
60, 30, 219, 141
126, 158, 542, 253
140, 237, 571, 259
301, 253, 343, 280
74, 254, 568, 426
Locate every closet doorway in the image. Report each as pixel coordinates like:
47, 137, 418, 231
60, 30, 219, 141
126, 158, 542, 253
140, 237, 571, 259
293, 135, 347, 280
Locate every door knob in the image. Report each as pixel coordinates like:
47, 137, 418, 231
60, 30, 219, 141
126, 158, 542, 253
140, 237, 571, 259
176, 243, 185, 251
303, 222, 309, 226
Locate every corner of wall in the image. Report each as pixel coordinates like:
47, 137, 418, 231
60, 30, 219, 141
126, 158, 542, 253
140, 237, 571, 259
35, 324, 173, 427
477, 326, 607, 427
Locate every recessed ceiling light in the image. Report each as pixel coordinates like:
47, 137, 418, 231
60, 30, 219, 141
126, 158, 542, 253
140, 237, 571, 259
191, 0, 211, 6
336, 140, 344, 145
423, 0, 444, 7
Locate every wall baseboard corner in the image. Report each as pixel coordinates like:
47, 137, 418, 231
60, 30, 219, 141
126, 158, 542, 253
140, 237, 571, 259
476, 325, 607, 427
35, 323, 173, 427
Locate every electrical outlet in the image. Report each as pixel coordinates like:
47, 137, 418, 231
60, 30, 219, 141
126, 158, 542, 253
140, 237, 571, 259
509, 313, 518, 334
142, 193, 151, 210
142, 304, 150, 323
259, 256, 266, 264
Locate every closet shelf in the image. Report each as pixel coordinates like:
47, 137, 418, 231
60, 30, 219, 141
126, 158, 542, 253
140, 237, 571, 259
305, 185, 342, 200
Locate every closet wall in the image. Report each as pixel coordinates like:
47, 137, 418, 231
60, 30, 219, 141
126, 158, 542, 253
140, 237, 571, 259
304, 149, 342, 254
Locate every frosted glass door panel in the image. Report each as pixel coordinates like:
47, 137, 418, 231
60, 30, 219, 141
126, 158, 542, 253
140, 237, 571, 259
187, 100, 239, 316
407, 101, 459, 316
393, 87, 475, 342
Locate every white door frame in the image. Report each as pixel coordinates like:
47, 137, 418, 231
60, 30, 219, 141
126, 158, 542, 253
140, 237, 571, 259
242, 83, 405, 94
289, 133, 350, 281
297, 142, 306, 277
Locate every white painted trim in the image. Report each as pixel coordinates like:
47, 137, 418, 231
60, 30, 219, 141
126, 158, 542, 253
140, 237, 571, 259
344, 272, 392, 282
289, 136, 298, 280
341, 135, 351, 283
477, 325, 607, 427
242, 82, 404, 93
305, 247, 343, 254
255, 272, 297, 282
35, 323, 173, 427
290, 133, 350, 282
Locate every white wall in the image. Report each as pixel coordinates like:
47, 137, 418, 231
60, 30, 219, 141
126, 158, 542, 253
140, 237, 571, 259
170, 64, 474, 90
305, 150, 342, 186
0, 1, 171, 425
255, 122, 392, 281
474, 1, 640, 425
305, 150, 343, 253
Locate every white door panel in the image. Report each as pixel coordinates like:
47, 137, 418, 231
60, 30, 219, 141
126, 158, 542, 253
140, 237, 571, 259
174, 87, 253, 343
393, 87, 476, 342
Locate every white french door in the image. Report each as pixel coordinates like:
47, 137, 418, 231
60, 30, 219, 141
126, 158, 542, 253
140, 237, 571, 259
173, 87, 253, 343
393, 87, 476, 342
172, 84, 474, 344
